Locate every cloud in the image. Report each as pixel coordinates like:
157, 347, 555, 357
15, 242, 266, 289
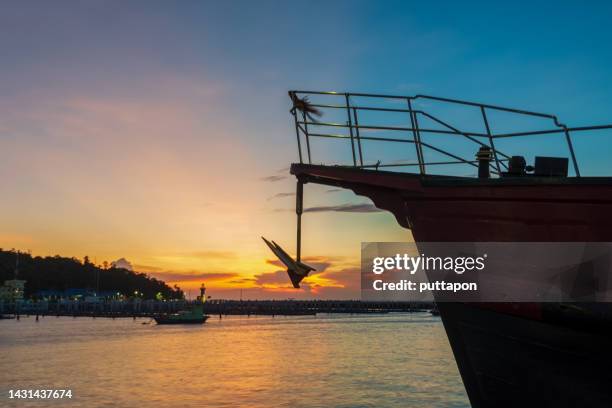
317, 267, 360, 288
151, 271, 239, 283
133, 264, 163, 272
325, 188, 342, 193
303, 266, 361, 298
252, 264, 361, 297
265, 256, 331, 273
304, 203, 383, 213
260, 175, 288, 182
254, 270, 293, 286
255, 254, 355, 291
267, 192, 295, 201
272, 203, 382, 213
111, 257, 133, 271
228, 277, 257, 284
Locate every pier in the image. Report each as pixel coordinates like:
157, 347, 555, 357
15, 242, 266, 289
0, 299, 434, 319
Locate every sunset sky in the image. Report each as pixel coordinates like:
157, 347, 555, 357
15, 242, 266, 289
2, 1, 612, 298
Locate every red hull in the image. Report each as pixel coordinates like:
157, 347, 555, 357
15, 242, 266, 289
291, 164, 612, 242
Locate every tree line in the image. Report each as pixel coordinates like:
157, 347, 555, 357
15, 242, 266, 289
0, 249, 184, 300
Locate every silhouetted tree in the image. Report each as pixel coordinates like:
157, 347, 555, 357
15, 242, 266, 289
0, 249, 183, 299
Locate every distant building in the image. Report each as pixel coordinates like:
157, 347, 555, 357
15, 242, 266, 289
0, 279, 26, 301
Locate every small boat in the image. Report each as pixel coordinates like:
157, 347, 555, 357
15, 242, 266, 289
154, 305, 208, 325
155, 284, 209, 325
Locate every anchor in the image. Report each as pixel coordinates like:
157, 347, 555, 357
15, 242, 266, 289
262, 179, 315, 288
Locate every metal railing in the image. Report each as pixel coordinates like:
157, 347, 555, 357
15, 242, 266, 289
289, 90, 612, 177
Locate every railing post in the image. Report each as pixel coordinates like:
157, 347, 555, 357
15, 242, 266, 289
407, 98, 425, 175
296, 180, 303, 262
352, 107, 364, 166
292, 110, 303, 164
564, 128, 580, 177
414, 114, 426, 174
345, 93, 358, 167
480, 107, 502, 174
301, 110, 312, 164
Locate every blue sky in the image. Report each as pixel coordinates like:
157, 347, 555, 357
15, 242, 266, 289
1, 1, 611, 297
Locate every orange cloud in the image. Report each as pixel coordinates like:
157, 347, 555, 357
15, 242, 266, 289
151, 271, 240, 283
253, 254, 360, 297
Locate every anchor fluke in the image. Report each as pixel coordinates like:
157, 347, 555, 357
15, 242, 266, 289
261, 236, 315, 288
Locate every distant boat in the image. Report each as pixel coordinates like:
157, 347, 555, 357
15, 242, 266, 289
155, 283, 209, 325
154, 304, 208, 325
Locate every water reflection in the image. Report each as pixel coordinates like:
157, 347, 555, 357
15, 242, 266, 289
1, 313, 469, 407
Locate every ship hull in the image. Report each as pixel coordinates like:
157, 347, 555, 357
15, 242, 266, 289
438, 302, 612, 408
291, 164, 612, 407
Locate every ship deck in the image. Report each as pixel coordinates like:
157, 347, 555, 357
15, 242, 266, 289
291, 163, 612, 241
292, 163, 612, 188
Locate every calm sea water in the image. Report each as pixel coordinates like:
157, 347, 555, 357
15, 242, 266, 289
1, 313, 469, 407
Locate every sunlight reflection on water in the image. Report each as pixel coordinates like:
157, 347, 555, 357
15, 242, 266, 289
1, 313, 469, 407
